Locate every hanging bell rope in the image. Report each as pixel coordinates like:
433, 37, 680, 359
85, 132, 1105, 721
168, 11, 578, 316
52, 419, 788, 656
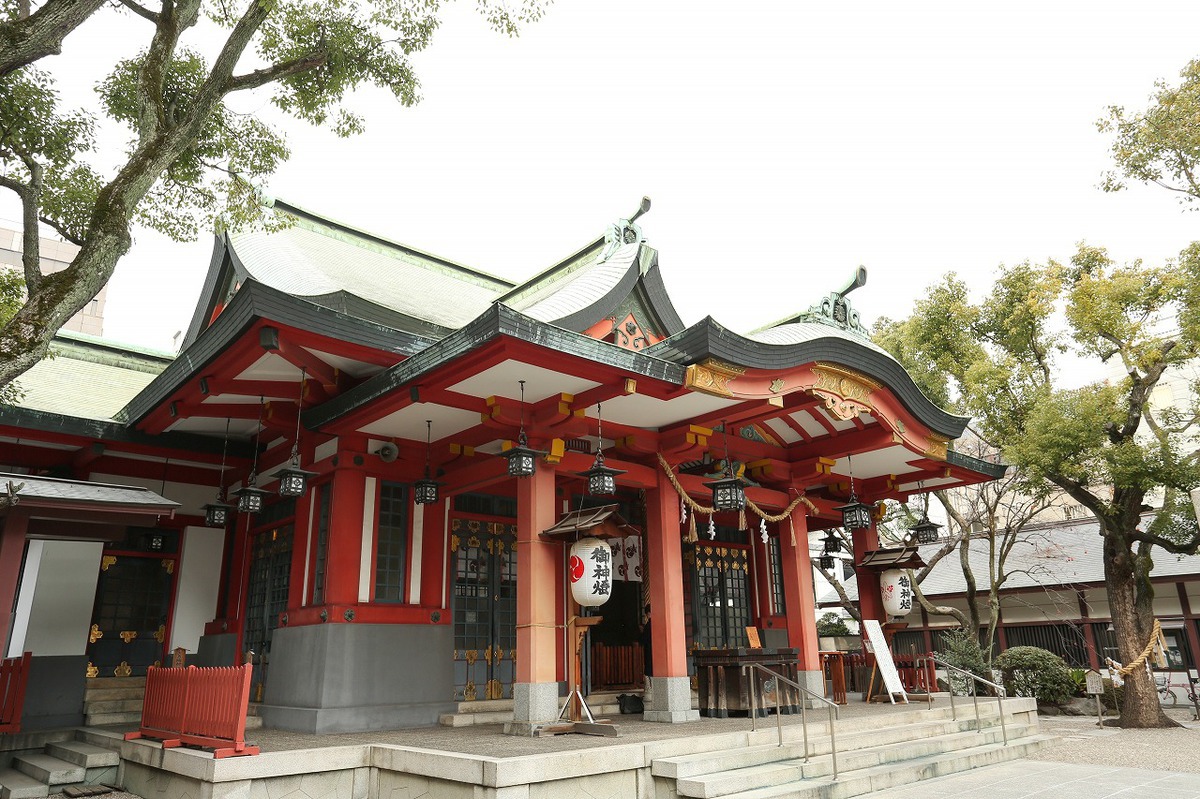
656, 452, 818, 546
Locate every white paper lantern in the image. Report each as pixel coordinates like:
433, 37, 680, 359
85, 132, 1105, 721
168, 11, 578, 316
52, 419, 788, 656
569, 537, 612, 607
880, 568, 915, 617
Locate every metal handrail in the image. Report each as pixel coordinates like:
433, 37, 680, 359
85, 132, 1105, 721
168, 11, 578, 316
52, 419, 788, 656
928, 656, 1008, 746
741, 663, 840, 780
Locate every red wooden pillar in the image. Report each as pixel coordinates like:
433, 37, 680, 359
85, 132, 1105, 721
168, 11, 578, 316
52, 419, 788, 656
851, 519, 883, 642
779, 509, 820, 672
418, 498, 447, 609
515, 465, 558, 683
646, 469, 687, 679
323, 463, 367, 606
0, 513, 29, 655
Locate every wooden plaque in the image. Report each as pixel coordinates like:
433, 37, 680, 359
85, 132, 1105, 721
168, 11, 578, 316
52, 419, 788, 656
745, 627, 762, 649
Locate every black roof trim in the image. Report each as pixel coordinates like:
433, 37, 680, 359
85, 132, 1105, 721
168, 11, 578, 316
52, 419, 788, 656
0, 405, 255, 458
947, 450, 1008, 480
306, 304, 688, 430
118, 280, 435, 425
646, 316, 969, 439
640, 256, 687, 336
182, 234, 234, 350
549, 254, 645, 332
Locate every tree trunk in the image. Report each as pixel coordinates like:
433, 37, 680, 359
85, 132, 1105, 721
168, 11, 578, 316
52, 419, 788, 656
1103, 525, 1176, 728
0, 0, 106, 76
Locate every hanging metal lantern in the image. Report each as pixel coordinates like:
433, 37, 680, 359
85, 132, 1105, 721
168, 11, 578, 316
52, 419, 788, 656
880, 568, 915, 617
912, 515, 943, 544
818, 553, 836, 571
578, 449, 625, 496
414, 471, 439, 505
414, 420, 440, 504
271, 464, 318, 497
822, 530, 842, 554
569, 537, 612, 607
505, 430, 540, 477
704, 474, 746, 512
231, 484, 271, 514
203, 499, 233, 528
835, 495, 873, 531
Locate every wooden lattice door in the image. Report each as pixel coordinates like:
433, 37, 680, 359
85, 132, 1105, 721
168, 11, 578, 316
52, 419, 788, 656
87, 553, 174, 678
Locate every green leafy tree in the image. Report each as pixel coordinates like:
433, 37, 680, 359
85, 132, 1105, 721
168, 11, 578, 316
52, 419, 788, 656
0, 0, 548, 391
0, 268, 23, 404
815, 611, 850, 637
875, 249, 1200, 728
1100, 58, 1200, 204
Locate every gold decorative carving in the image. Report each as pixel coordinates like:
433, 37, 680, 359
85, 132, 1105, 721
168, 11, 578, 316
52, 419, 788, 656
154, 625, 166, 643
450, 534, 460, 552
465, 649, 478, 666
486, 679, 503, 700
685, 359, 747, 398
89, 624, 103, 643
769, 378, 785, 394
467, 535, 480, 549
162, 559, 174, 575
483, 645, 493, 666
100, 555, 117, 571
86, 662, 99, 678
924, 435, 950, 461
810, 365, 878, 420
464, 680, 477, 701
120, 630, 138, 643
115, 661, 132, 677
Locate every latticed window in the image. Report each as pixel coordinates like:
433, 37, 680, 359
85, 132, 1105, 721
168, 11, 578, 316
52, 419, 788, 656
311, 483, 332, 604
374, 482, 409, 602
767, 536, 786, 615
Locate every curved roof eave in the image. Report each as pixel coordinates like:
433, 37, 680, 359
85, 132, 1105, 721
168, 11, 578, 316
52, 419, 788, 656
118, 279, 435, 426
646, 316, 970, 439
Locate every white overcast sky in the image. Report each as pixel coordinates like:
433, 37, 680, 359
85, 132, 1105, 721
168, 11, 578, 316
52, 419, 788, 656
17, 1, 1200, 352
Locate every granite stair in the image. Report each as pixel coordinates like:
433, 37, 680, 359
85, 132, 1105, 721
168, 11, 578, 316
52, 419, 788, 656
0, 737, 119, 799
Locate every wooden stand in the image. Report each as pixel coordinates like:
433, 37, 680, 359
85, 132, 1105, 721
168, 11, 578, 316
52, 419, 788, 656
538, 615, 618, 737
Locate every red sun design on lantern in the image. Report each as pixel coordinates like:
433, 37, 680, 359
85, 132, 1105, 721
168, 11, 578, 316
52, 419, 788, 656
569, 555, 585, 582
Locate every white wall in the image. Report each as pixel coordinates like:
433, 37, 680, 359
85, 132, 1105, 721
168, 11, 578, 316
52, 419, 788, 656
18, 541, 103, 656
170, 526, 225, 654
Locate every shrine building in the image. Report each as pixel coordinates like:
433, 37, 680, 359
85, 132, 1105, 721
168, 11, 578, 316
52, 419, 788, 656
0, 200, 1003, 733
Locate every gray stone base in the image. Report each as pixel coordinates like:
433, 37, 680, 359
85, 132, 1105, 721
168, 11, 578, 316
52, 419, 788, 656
798, 668, 826, 706
193, 632, 238, 667
258, 622, 455, 733
21, 655, 86, 731
504, 681, 560, 736
643, 675, 699, 723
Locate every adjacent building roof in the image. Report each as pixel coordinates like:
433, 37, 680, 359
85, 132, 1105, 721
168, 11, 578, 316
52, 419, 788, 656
829, 515, 1200, 604
0, 471, 178, 513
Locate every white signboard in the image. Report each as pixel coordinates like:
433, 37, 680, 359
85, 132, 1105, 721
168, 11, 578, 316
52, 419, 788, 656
1084, 669, 1104, 696
863, 619, 909, 704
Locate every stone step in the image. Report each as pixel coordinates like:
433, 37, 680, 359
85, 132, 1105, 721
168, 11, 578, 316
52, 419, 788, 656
44, 742, 119, 770
245, 715, 263, 730
674, 722, 1034, 798
83, 711, 141, 727
83, 677, 145, 693
655, 713, 1007, 780
81, 687, 144, 702
12, 754, 84, 786
705, 736, 1055, 799
439, 710, 512, 727
82, 699, 143, 715
0, 768, 49, 799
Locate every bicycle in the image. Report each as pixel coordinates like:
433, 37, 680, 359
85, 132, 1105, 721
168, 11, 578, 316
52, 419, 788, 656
1154, 671, 1198, 706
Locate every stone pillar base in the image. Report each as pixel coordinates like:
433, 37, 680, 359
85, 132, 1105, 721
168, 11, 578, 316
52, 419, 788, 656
797, 669, 828, 707
642, 675, 699, 723
505, 681, 561, 736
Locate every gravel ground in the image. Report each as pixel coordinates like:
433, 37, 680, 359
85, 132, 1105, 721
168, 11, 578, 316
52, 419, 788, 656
1024, 704, 1200, 773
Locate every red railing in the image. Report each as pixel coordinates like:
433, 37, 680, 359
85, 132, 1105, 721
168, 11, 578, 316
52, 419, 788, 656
0, 652, 32, 734
125, 664, 259, 757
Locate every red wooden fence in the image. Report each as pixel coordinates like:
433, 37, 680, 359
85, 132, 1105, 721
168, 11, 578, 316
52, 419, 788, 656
125, 664, 259, 757
0, 652, 32, 734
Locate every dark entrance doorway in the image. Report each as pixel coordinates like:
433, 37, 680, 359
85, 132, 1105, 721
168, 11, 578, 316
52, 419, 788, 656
86, 528, 178, 678
450, 515, 516, 702
243, 525, 293, 701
